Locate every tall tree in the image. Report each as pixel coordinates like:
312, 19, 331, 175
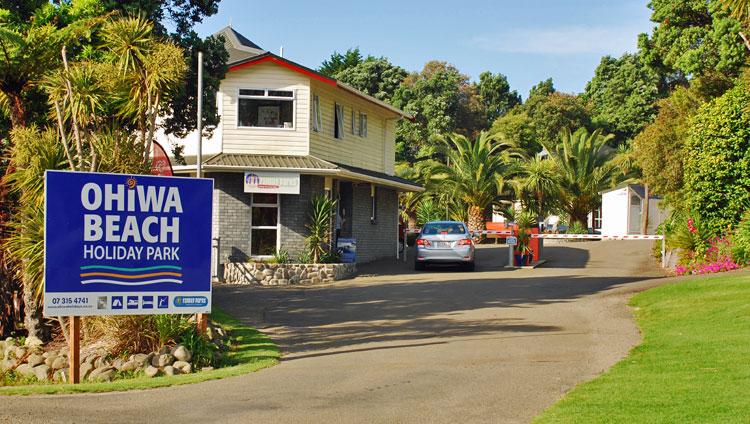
529, 92, 593, 146
319, 47, 367, 77
475, 71, 521, 127
638, 0, 745, 84
584, 54, 661, 142
334, 57, 406, 102
391, 61, 470, 160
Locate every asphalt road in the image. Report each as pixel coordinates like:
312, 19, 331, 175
0, 240, 669, 423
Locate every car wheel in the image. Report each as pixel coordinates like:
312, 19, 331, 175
414, 261, 426, 271
463, 261, 475, 272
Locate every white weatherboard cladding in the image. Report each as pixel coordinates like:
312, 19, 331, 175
308, 79, 399, 175
221, 62, 310, 156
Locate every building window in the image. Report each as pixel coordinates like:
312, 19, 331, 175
238, 89, 295, 128
250, 193, 279, 256
334, 103, 345, 139
358, 112, 368, 137
312, 94, 322, 132
350, 108, 356, 134
370, 185, 377, 224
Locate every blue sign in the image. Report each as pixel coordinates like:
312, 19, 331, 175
44, 171, 213, 317
337, 238, 357, 263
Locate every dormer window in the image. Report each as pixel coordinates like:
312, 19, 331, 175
238, 89, 295, 129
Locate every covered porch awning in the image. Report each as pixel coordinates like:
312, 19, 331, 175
172, 153, 424, 192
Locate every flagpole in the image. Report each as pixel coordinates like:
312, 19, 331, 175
195, 50, 207, 333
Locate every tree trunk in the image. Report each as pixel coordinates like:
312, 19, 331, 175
22, 281, 46, 340
641, 184, 650, 235
5, 91, 27, 129
467, 205, 485, 233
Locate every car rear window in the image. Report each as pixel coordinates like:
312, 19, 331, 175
422, 223, 467, 235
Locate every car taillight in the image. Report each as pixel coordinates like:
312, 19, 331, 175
416, 239, 431, 247
457, 238, 473, 246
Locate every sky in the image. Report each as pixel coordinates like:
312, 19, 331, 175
195, 0, 655, 97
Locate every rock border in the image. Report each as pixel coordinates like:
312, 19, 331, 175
222, 262, 356, 286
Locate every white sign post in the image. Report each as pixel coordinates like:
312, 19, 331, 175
506, 236, 517, 267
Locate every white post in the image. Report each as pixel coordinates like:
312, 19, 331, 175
196, 51, 203, 178
403, 227, 408, 263
508, 244, 514, 267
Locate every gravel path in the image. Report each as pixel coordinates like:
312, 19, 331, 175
0, 240, 670, 423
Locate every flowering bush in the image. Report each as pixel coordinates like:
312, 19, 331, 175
673, 236, 740, 276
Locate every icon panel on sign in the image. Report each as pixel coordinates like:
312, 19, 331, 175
97, 296, 108, 310
111, 296, 123, 309
157, 296, 169, 309
126, 296, 139, 309
142, 296, 154, 309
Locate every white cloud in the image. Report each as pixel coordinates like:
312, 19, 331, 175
471, 25, 644, 55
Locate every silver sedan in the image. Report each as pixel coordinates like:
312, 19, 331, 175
414, 221, 475, 271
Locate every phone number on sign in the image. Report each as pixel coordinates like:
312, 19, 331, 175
50, 297, 89, 305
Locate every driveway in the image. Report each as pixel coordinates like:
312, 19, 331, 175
0, 241, 669, 423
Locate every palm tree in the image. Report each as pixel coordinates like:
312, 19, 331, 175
540, 128, 622, 228
516, 155, 559, 224
432, 131, 518, 232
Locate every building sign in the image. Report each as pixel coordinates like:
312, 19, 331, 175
337, 238, 356, 263
44, 171, 213, 316
243, 171, 300, 194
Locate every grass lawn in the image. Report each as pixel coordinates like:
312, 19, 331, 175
0, 307, 280, 395
535, 272, 750, 423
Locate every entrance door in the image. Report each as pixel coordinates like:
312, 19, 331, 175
629, 195, 642, 234
337, 181, 353, 237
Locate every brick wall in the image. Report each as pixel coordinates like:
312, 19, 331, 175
351, 184, 398, 263
212, 172, 252, 262
279, 175, 324, 259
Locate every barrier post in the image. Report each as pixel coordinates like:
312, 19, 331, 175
661, 230, 666, 268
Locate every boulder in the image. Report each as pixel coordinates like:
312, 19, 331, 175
80, 361, 94, 380
14, 346, 26, 359
24, 336, 44, 349
253, 270, 265, 282
5, 337, 16, 346
16, 363, 34, 378
112, 358, 125, 370
44, 354, 58, 367
53, 368, 68, 383
120, 360, 138, 372
88, 366, 115, 382
150, 353, 161, 367
173, 360, 191, 373
0, 359, 18, 371
158, 346, 170, 355
163, 365, 177, 376
144, 365, 160, 378
51, 355, 68, 370
32, 364, 50, 382
157, 353, 174, 368
171, 346, 192, 362
94, 356, 108, 368
26, 353, 44, 367
42, 350, 57, 359
131, 353, 150, 368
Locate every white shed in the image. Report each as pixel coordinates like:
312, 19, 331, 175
600, 184, 668, 235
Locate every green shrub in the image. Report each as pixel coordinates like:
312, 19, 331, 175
567, 221, 587, 234
269, 249, 290, 264
153, 315, 192, 347
179, 326, 218, 368
732, 211, 750, 265
684, 83, 750, 234
416, 198, 443, 226
305, 195, 337, 263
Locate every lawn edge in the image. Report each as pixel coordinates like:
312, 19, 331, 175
0, 307, 280, 396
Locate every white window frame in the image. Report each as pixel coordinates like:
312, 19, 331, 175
334, 103, 345, 140
237, 88, 296, 130
312, 94, 322, 132
359, 112, 368, 137
249, 193, 281, 258
350, 108, 356, 134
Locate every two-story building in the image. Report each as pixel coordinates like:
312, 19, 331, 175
161, 26, 421, 268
